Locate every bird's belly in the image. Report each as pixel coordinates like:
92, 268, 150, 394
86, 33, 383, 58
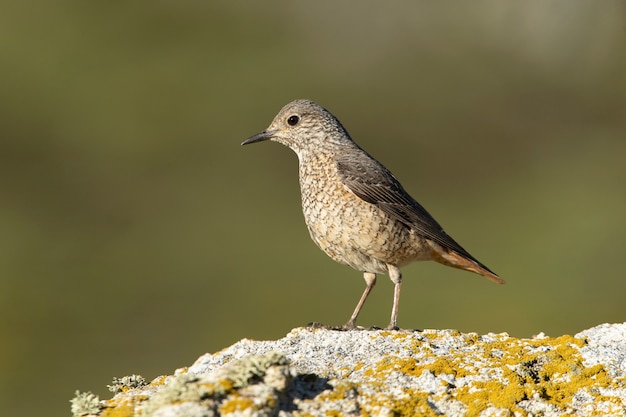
301, 188, 432, 273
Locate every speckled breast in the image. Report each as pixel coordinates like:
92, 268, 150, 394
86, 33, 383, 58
298, 160, 431, 274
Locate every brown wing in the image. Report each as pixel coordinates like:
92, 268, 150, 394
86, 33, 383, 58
336, 152, 499, 278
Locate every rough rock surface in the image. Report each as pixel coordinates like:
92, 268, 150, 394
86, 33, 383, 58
71, 323, 626, 416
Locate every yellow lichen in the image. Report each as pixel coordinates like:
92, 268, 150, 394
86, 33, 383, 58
384, 389, 438, 416
101, 395, 142, 417
100, 404, 135, 417
352, 331, 622, 415
149, 375, 168, 386
218, 395, 257, 414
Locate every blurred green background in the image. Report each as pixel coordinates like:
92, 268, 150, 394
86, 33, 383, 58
1, 1, 625, 416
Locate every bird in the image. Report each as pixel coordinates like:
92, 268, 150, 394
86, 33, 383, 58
242, 99, 503, 330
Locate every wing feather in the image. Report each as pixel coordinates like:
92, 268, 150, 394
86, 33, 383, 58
336, 154, 497, 276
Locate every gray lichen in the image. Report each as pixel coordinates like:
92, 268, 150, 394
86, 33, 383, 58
70, 390, 102, 417
141, 351, 290, 416
142, 372, 212, 415
220, 351, 289, 388
107, 374, 147, 393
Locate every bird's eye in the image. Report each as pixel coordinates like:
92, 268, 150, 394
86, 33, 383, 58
287, 115, 300, 126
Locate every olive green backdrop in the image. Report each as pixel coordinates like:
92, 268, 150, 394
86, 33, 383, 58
1, 1, 625, 417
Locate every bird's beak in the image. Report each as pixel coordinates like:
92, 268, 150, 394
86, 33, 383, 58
241, 130, 276, 146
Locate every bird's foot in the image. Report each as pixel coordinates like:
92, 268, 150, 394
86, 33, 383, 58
342, 319, 357, 330
306, 322, 347, 331
341, 321, 375, 331
306, 321, 399, 331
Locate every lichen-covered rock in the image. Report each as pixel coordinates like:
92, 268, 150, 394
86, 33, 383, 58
71, 323, 626, 417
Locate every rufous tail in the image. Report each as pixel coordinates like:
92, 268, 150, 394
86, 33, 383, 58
432, 248, 504, 284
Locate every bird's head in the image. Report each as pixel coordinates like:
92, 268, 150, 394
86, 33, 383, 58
242, 99, 352, 157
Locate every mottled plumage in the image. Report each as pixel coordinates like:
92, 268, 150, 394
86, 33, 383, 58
242, 99, 503, 329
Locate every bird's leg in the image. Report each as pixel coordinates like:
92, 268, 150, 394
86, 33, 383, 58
386, 266, 402, 330
343, 272, 376, 329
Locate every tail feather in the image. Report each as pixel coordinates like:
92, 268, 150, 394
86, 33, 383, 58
432, 247, 504, 284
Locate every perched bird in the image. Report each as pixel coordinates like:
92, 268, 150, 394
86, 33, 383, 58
242, 99, 503, 330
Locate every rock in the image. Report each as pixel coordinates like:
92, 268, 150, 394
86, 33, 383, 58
71, 323, 626, 416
